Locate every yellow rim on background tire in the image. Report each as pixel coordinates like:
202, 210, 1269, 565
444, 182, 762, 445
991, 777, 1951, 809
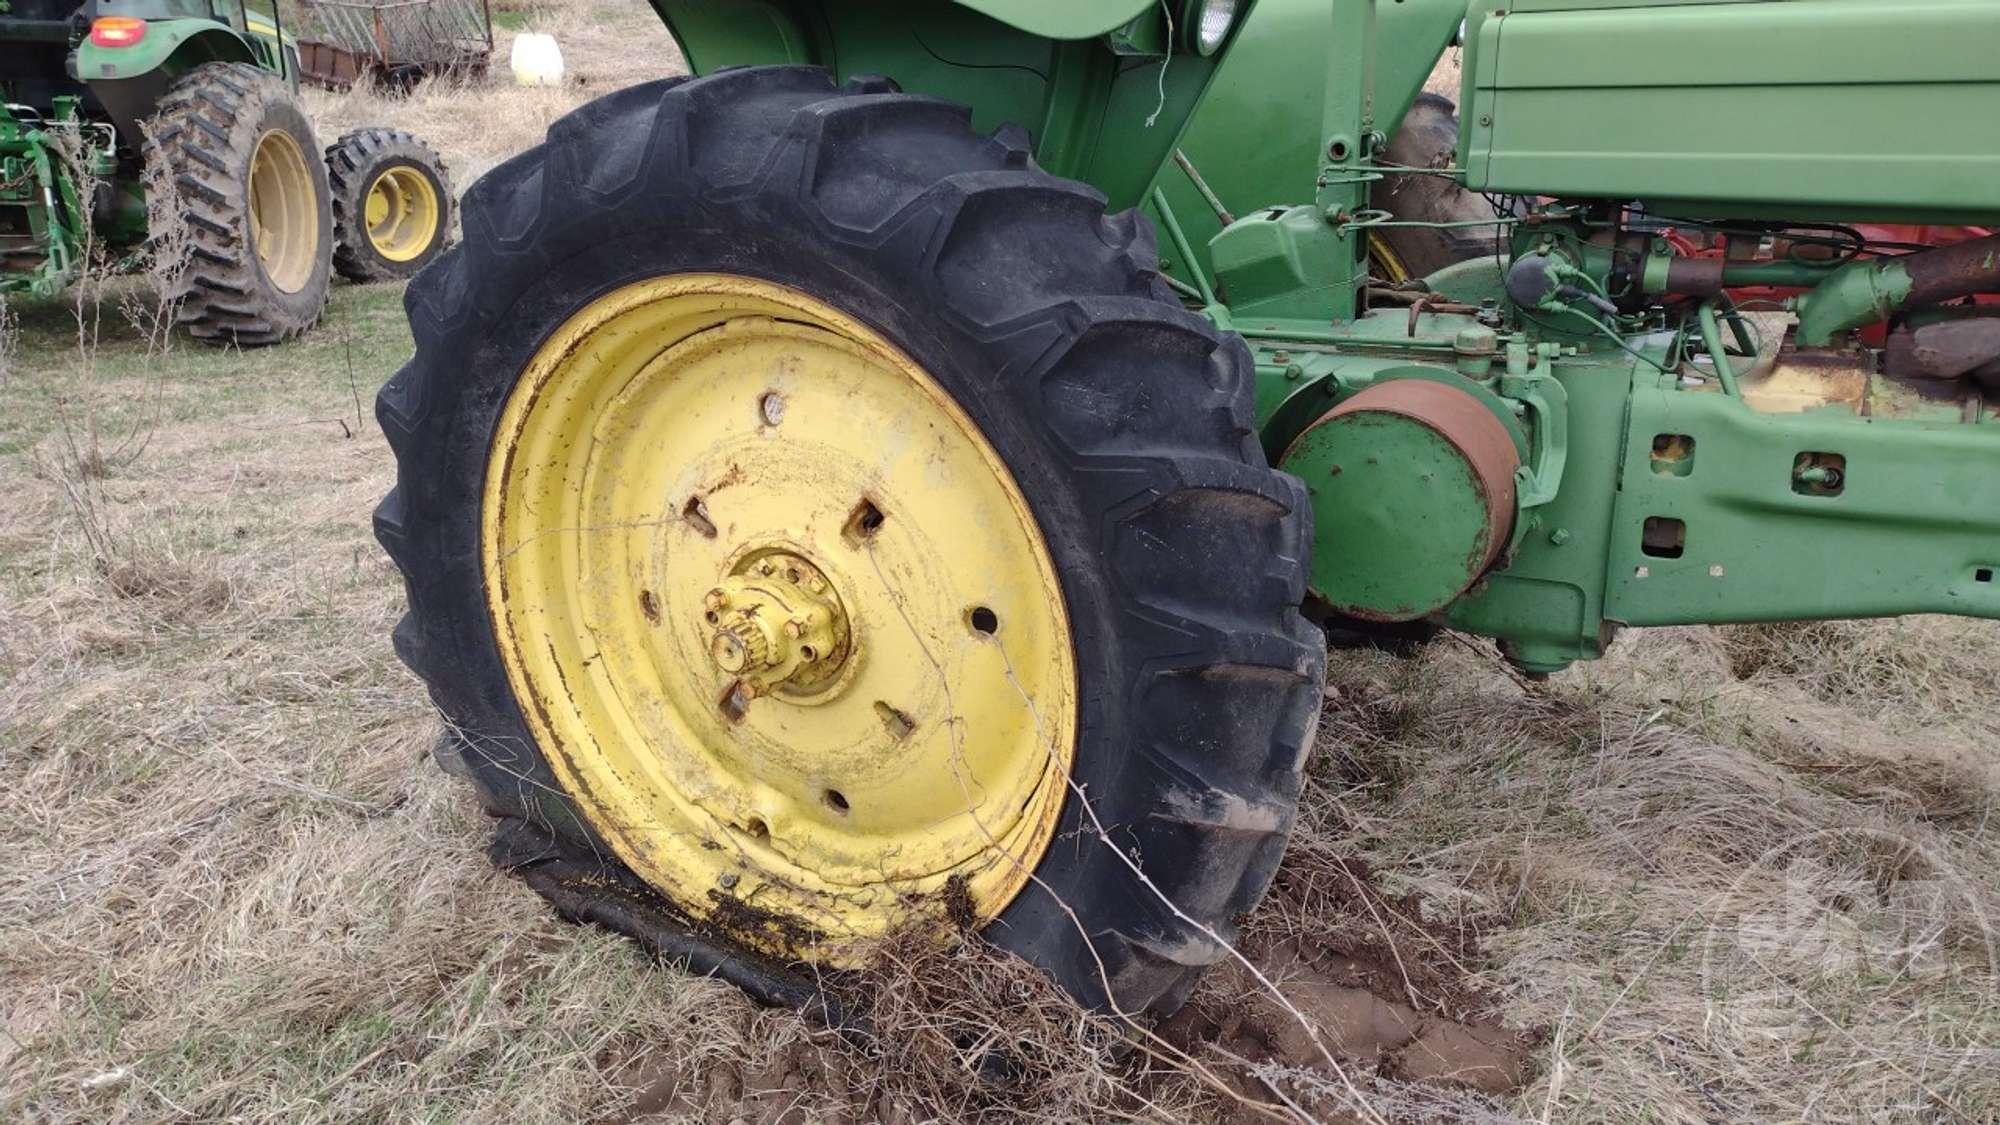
363, 165, 441, 263
248, 129, 319, 294
482, 274, 1078, 964
1368, 232, 1413, 286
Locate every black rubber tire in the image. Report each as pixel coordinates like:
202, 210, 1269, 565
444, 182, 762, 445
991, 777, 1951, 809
1373, 93, 1501, 281
327, 127, 454, 282
150, 62, 332, 346
375, 67, 1326, 1019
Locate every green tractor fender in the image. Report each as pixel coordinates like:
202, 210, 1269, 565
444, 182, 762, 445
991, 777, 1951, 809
75, 17, 292, 147
649, 0, 1462, 278
653, 0, 1160, 71
921, 0, 1156, 38
648, 0, 1246, 212
74, 17, 261, 81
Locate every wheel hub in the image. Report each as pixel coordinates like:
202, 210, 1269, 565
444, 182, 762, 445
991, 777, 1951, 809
703, 550, 852, 700
363, 166, 440, 263
248, 128, 319, 294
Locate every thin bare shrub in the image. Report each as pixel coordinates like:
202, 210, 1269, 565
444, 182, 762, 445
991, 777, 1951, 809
28, 122, 189, 567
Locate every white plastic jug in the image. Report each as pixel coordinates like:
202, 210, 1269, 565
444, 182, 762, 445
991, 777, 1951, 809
510, 33, 565, 88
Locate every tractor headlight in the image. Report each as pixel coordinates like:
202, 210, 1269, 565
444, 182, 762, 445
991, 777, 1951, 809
1187, 0, 1240, 55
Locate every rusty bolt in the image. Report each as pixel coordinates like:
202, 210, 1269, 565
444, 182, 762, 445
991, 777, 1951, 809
704, 588, 728, 612
719, 873, 739, 890
785, 619, 807, 639
757, 561, 776, 576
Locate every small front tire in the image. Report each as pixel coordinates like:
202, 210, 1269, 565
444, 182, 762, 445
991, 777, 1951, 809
327, 128, 454, 282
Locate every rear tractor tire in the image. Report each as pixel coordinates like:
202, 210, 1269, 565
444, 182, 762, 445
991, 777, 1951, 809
1369, 92, 1501, 285
376, 67, 1326, 1019
328, 128, 454, 282
150, 62, 332, 346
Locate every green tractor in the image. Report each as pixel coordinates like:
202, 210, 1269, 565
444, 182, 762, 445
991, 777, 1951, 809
375, 0, 2000, 1021
0, 0, 452, 343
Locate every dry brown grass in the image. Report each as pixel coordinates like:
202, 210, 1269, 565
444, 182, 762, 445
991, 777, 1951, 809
2, 5, 1997, 1122
299, 0, 685, 197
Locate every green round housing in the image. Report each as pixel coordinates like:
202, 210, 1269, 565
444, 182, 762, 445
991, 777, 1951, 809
1280, 379, 1522, 622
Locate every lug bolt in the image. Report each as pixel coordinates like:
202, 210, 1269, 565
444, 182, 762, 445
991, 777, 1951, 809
704, 589, 728, 612
785, 619, 807, 639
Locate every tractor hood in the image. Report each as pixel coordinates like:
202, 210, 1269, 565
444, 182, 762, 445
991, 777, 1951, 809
949, 0, 1155, 38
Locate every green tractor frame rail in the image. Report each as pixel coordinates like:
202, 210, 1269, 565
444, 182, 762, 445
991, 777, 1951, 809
374, 0, 2000, 1022
1, 0, 454, 341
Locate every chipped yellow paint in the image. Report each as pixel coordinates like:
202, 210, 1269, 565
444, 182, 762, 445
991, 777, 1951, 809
1739, 357, 1869, 415
481, 274, 1077, 963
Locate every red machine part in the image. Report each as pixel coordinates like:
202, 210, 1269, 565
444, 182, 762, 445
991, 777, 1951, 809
1666, 224, 1997, 344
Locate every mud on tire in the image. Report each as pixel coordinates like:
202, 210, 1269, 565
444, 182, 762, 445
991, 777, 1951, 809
149, 62, 332, 345
375, 67, 1326, 1018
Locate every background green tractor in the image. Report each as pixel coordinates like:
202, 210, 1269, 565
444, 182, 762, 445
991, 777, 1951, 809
374, 0, 2000, 1025
0, 0, 452, 343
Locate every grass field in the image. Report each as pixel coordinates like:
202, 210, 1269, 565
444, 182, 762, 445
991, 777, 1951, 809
3, 4, 1997, 1122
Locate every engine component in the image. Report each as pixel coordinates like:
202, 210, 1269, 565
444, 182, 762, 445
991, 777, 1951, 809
1280, 378, 1521, 622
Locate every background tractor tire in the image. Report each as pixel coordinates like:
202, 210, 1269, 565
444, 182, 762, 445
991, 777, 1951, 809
150, 62, 332, 346
1370, 93, 1502, 284
328, 128, 453, 282
376, 67, 1326, 1020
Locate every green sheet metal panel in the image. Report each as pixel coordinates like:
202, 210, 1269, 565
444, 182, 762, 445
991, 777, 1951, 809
951, 0, 1154, 38
651, 0, 1234, 213
1462, 0, 2000, 223
1145, 0, 1463, 291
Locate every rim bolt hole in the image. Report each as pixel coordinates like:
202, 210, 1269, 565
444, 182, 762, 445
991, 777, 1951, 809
682, 496, 718, 539
745, 817, 768, 840
968, 606, 999, 636
800, 645, 817, 662
823, 790, 849, 816
718, 680, 751, 724
844, 498, 887, 543
874, 700, 915, 741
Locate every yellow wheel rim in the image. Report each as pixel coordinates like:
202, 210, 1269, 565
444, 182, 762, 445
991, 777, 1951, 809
248, 129, 319, 294
483, 274, 1078, 963
363, 165, 441, 263
1368, 232, 1413, 286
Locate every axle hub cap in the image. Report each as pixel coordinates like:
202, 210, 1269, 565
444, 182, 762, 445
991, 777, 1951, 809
703, 551, 851, 697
